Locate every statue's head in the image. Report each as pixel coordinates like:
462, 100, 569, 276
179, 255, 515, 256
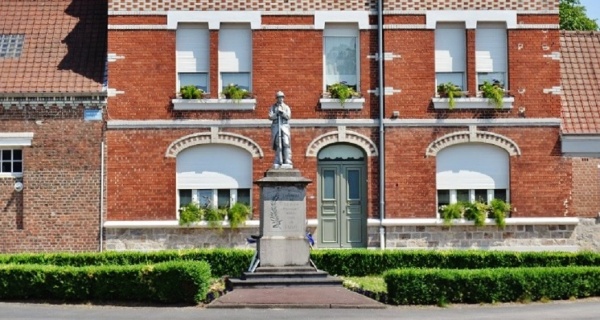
276, 91, 285, 98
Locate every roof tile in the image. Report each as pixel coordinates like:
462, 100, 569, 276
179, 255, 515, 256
0, 0, 107, 95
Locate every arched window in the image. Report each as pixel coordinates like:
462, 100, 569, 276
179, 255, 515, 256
436, 143, 509, 210
176, 144, 252, 209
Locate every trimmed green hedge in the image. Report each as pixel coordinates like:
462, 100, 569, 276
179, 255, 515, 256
384, 266, 600, 305
0, 261, 211, 304
0, 249, 253, 278
311, 249, 600, 276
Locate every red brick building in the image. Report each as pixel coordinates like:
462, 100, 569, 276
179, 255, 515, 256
0, 0, 106, 252
4, 0, 597, 253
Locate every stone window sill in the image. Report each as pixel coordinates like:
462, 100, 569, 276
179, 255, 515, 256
319, 98, 365, 110
432, 97, 514, 110
172, 98, 256, 111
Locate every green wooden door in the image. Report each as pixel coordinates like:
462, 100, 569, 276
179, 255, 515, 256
318, 162, 366, 248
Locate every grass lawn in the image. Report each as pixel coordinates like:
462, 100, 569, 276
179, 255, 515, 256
341, 276, 387, 294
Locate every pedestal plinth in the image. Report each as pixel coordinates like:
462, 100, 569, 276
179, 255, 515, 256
255, 168, 311, 267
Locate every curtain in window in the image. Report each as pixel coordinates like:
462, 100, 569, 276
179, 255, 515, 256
324, 36, 357, 86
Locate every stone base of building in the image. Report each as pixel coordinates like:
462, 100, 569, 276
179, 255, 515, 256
103, 219, 600, 252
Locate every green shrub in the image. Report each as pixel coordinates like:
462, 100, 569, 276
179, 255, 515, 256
221, 83, 252, 101
0, 261, 211, 304
326, 82, 360, 106
180, 85, 203, 99
384, 266, 600, 305
179, 202, 203, 226
228, 202, 250, 229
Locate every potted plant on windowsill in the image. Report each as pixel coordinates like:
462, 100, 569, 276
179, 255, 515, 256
436, 82, 463, 109
221, 83, 253, 101
479, 80, 508, 109
439, 198, 510, 228
180, 85, 205, 99
178, 202, 250, 229
320, 81, 365, 110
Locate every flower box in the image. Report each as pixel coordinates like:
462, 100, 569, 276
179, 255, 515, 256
319, 98, 365, 110
432, 97, 514, 110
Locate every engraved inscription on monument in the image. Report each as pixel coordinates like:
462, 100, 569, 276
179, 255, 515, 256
262, 185, 306, 237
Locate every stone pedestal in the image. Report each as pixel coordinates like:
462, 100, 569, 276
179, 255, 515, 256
255, 168, 311, 267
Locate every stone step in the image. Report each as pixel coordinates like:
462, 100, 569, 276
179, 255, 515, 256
227, 275, 343, 289
241, 270, 330, 280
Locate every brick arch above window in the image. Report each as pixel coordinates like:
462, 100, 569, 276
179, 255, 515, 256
426, 125, 521, 157
165, 127, 263, 158
305, 126, 378, 157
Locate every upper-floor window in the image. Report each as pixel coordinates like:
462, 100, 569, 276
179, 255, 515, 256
476, 22, 507, 89
435, 23, 466, 90
0, 149, 22, 176
176, 23, 209, 92
219, 23, 252, 92
323, 23, 359, 91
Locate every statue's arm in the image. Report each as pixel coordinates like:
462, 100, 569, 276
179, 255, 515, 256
268, 106, 278, 120
280, 105, 291, 120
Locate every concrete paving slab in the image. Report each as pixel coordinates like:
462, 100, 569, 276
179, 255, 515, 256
207, 286, 386, 309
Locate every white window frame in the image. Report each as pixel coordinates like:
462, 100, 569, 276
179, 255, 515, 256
323, 23, 359, 92
435, 22, 466, 91
178, 188, 251, 209
476, 22, 508, 90
0, 132, 33, 178
176, 23, 210, 93
218, 23, 252, 92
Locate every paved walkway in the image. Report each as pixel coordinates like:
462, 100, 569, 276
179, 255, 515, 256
207, 286, 386, 309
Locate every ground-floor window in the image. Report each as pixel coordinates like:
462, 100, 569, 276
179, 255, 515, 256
436, 143, 509, 212
176, 144, 252, 212
0, 149, 23, 176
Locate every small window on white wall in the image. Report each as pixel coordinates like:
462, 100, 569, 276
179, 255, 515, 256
176, 23, 209, 92
176, 144, 252, 210
324, 23, 359, 91
435, 22, 466, 90
219, 23, 252, 91
476, 22, 507, 89
436, 143, 510, 210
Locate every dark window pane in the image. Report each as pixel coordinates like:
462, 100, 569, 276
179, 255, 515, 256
437, 190, 450, 206
218, 189, 230, 208
1, 162, 9, 172
457, 189, 469, 202
1, 150, 10, 160
179, 190, 192, 207
197, 190, 213, 207
13, 150, 22, 160
12, 162, 22, 173
494, 189, 507, 202
347, 169, 360, 200
475, 189, 487, 203
237, 188, 250, 205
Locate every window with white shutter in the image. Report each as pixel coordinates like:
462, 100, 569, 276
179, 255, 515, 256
435, 23, 466, 90
436, 143, 510, 208
176, 24, 209, 92
219, 24, 252, 91
476, 22, 507, 88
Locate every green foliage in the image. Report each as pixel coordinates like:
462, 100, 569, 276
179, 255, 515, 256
327, 82, 360, 106
221, 83, 252, 101
489, 198, 511, 228
439, 199, 510, 228
0, 261, 211, 304
204, 207, 226, 229
439, 202, 464, 225
228, 202, 250, 229
180, 85, 203, 99
179, 202, 203, 226
480, 80, 505, 109
309, 249, 600, 277
560, 0, 599, 31
384, 266, 600, 305
436, 82, 463, 109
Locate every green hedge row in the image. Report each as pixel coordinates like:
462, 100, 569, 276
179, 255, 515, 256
0, 249, 253, 278
2, 249, 600, 278
311, 249, 600, 276
384, 266, 600, 305
0, 261, 211, 304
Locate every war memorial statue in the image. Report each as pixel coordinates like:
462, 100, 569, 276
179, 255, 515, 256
268, 91, 292, 169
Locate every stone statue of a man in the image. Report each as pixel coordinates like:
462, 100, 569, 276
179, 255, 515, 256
269, 91, 292, 169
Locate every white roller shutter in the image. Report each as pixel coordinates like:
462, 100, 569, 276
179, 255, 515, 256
436, 143, 509, 190
176, 24, 209, 73
219, 24, 251, 73
176, 145, 252, 189
476, 23, 507, 73
435, 23, 466, 73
